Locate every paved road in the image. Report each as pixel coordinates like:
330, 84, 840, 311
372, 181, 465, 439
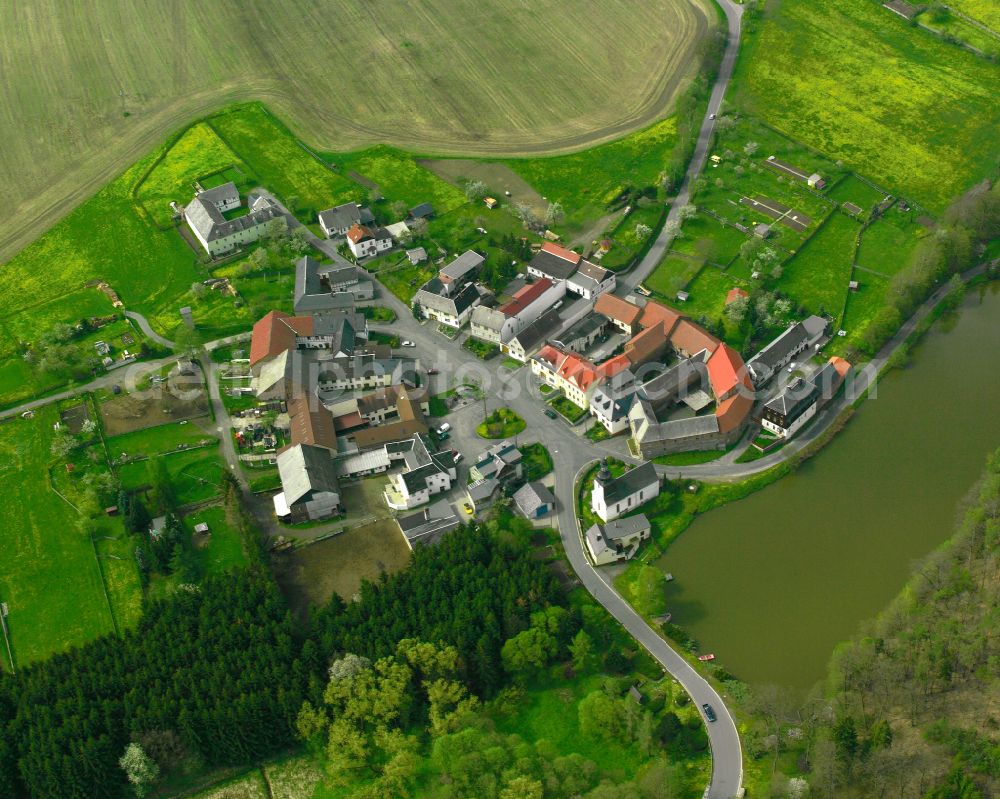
620, 0, 745, 297
125, 311, 176, 349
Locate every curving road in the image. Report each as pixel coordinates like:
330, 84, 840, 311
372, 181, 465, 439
621, 0, 745, 297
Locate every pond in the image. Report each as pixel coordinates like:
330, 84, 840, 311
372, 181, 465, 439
656, 284, 1000, 691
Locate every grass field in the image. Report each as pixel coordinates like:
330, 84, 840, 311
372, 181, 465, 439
673, 265, 744, 322
840, 274, 890, 350
118, 446, 226, 507
645, 254, 705, 299
210, 105, 362, 219
106, 421, 216, 460
502, 116, 680, 230
946, 0, 1000, 31
0, 408, 130, 668
856, 206, 930, 278
918, 7, 1000, 58
136, 123, 250, 227
826, 174, 889, 217
1, 0, 716, 266
734, 0, 1000, 211
333, 146, 467, 214
669, 214, 749, 265
778, 212, 861, 320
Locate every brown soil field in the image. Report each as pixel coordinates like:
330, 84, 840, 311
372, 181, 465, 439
273, 518, 412, 616
0, 0, 714, 264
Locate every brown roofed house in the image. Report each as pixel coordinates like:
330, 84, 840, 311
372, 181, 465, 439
669, 318, 720, 359
285, 395, 338, 452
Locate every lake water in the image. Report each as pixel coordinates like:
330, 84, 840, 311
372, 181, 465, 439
656, 284, 1000, 691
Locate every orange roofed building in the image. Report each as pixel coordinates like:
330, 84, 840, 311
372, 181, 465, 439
250, 310, 315, 370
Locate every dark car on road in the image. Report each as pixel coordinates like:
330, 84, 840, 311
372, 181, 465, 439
702, 703, 717, 722
544, 409, 558, 420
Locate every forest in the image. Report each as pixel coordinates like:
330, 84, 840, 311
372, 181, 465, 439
0, 516, 567, 798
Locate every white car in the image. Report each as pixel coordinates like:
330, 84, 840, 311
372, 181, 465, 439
787, 362, 797, 373
452, 451, 464, 463
438, 422, 452, 434
709, 113, 716, 120
401, 340, 416, 347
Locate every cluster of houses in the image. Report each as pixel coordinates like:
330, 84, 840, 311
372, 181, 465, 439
411, 242, 615, 344
184, 186, 434, 262
319, 200, 434, 259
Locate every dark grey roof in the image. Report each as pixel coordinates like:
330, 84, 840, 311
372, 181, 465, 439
401, 462, 446, 494
414, 278, 480, 317
359, 207, 376, 224
467, 477, 500, 503
410, 202, 435, 218
603, 514, 651, 541
553, 313, 608, 348
198, 182, 238, 206
513, 481, 556, 517
658, 414, 720, 439
764, 377, 820, 420
396, 499, 460, 546
529, 249, 579, 280
186, 192, 284, 243
598, 461, 658, 506
440, 250, 485, 281
318, 202, 361, 232
510, 308, 562, 352
748, 323, 810, 378
277, 444, 340, 506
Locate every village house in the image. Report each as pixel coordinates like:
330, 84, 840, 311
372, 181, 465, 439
594, 293, 643, 336
383, 435, 458, 511
317, 202, 373, 238
746, 315, 829, 386
351, 390, 429, 450
273, 443, 342, 523
284, 395, 338, 452
527, 241, 581, 282
412, 278, 481, 329
470, 278, 565, 344
503, 308, 562, 362
551, 314, 608, 354
566, 260, 616, 300
346, 224, 393, 258
249, 310, 366, 376
406, 247, 428, 265
294, 256, 374, 314
761, 357, 850, 438
585, 514, 652, 565
531, 345, 601, 409
439, 250, 485, 286
184, 184, 284, 256
591, 460, 660, 523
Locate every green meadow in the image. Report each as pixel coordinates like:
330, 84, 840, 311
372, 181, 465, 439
777, 212, 861, 320
734, 0, 1000, 211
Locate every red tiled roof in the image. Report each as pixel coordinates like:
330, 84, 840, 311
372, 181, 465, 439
669, 319, 719, 357
287, 395, 338, 450
829, 356, 852, 378
706, 344, 746, 401
638, 300, 681, 335
332, 410, 366, 432
594, 293, 642, 326
596, 353, 631, 381
725, 287, 749, 305
624, 322, 670, 368
535, 344, 563, 367
540, 241, 582, 264
716, 390, 753, 434
346, 224, 371, 244
499, 278, 553, 317
250, 310, 314, 366
557, 352, 599, 392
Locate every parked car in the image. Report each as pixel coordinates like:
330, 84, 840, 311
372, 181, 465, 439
544, 409, 558, 420
702, 704, 717, 723
787, 361, 797, 373
427, 368, 439, 375
709, 113, 716, 120
401, 340, 416, 347
437, 422, 452, 434
452, 451, 464, 463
